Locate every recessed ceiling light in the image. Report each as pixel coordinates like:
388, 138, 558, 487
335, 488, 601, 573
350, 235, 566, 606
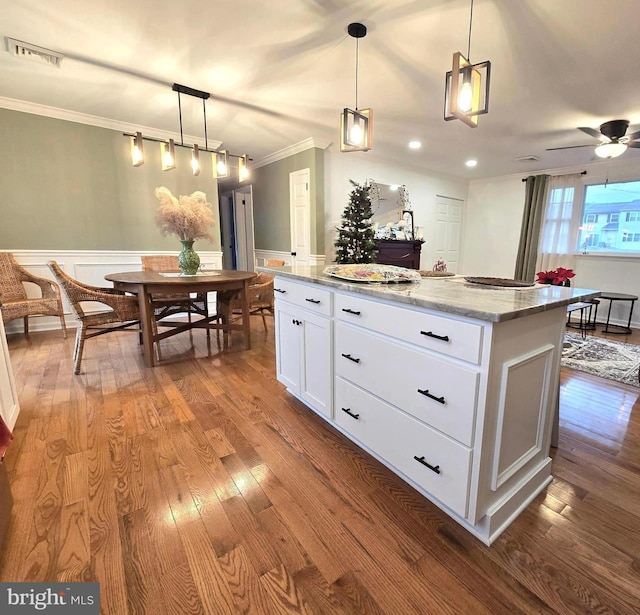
408, 140, 421, 149
465, 159, 478, 167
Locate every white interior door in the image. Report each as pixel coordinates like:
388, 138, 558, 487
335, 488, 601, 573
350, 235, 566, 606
290, 169, 311, 265
434, 195, 463, 273
234, 186, 256, 271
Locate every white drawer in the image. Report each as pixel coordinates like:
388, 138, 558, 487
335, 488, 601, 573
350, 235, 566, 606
335, 322, 479, 446
274, 277, 332, 316
334, 292, 483, 364
335, 377, 471, 518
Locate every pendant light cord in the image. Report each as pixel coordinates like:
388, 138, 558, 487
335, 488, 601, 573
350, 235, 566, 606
354, 37, 359, 110
467, 0, 474, 60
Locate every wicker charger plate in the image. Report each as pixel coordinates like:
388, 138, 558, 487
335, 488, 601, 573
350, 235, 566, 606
419, 270, 455, 278
464, 276, 535, 288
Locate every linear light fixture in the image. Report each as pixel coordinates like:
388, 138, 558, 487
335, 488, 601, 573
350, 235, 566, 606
340, 22, 373, 152
444, 0, 491, 127
126, 83, 250, 180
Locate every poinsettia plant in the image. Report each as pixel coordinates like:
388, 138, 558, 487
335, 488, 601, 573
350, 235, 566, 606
535, 267, 576, 285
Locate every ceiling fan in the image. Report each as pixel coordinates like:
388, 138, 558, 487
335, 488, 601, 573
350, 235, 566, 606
546, 119, 640, 159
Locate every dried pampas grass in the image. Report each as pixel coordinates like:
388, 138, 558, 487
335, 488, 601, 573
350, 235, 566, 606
154, 187, 215, 242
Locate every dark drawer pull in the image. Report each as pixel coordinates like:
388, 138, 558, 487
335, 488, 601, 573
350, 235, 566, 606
341, 407, 360, 420
413, 455, 441, 474
420, 330, 450, 342
341, 353, 361, 364
417, 389, 446, 404
342, 308, 361, 316
292, 319, 302, 326
274, 288, 286, 294
305, 298, 321, 304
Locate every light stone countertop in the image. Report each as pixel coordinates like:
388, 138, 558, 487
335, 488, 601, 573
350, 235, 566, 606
258, 265, 601, 323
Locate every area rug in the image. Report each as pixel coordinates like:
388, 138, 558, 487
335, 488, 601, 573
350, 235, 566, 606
561, 332, 640, 388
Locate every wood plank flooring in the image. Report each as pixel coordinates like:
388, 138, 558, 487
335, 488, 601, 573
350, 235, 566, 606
1, 318, 639, 614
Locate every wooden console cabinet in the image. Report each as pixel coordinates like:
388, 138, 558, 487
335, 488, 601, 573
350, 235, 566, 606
374, 239, 423, 269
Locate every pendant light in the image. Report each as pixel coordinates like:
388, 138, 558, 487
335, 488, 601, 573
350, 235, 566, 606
161, 138, 175, 171
130, 131, 144, 166
340, 22, 373, 152
213, 149, 229, 178
238, 154, 249, 182
444, 0, 491, 128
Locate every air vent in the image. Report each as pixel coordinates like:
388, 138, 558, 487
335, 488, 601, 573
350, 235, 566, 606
514, 155, 540, 162
6, 38, 64, 68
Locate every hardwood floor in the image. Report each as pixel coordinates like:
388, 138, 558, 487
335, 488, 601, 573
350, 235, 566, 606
1, 318, 639, 614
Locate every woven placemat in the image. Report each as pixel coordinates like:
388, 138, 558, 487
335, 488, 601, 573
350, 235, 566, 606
464, 276, 535, 288
419, 270, 455, 278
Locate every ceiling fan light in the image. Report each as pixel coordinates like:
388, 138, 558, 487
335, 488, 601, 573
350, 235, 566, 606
595, 141, 627, 158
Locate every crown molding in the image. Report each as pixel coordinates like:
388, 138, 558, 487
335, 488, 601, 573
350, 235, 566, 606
252, 137, 332, 169
0, 96, 222, 149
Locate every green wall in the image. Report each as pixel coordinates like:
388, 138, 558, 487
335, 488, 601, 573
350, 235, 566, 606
250, 148, 324, 254
0, 108, 220, 251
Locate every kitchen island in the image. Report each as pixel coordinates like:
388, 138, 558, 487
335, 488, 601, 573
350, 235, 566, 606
262, 265, 599, 545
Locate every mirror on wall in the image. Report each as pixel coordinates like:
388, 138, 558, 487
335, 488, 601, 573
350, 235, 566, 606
370, 182, 415, 240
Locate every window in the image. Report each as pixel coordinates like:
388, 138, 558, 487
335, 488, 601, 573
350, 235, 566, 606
577, 181, 640, 253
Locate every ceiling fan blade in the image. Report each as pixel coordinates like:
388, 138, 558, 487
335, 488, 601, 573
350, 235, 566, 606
577, 126, 602, 139
545, 144, 595, 151
627, 130, 640, 141
627, 142, 640, 149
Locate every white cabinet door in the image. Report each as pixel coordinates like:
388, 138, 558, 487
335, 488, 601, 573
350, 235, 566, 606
0, 318, 20, 431
300, 309, 332, 418
275, 302, 301, 394
275, 300, 332, 419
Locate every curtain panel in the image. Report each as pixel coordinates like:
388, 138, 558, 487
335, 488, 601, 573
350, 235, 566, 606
515, 174, 549, 281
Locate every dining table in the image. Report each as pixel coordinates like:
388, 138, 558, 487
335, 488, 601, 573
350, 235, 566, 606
104, 269, 256, 367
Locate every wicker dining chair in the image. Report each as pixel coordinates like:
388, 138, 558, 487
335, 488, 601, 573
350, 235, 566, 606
48, 260, 141, 374
230, 272, 274, 331
0, 252, 67, 337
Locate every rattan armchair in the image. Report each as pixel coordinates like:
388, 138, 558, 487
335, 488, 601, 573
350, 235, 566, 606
48, 261, 141, 374
140, 255, 209, 322
0, 252, 67, 337
230, 272, 274, 330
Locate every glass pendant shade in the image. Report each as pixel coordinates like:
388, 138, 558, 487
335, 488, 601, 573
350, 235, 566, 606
594, 141, 627, 159
340, 108, 373, 152
161, 139, 175, 171
238, 154, 249, 181
131, 131, 144, 166
191, 144, 201, 176
213, 149, 228, 178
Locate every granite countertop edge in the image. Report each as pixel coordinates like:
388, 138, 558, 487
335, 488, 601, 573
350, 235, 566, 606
258, 265, 601, 323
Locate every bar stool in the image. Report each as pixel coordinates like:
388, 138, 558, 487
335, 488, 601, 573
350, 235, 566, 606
599, 292, 638, 334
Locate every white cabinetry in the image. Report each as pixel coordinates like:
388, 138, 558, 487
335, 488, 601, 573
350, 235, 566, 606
273, 275, 566, 545
0, 317, 20, 432
274, 278, 332, 418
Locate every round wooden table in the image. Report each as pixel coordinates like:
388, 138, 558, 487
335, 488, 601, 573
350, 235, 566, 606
105, 270, 256, 366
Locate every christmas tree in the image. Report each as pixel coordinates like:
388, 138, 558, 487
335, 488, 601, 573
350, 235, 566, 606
334, 180, 377, 263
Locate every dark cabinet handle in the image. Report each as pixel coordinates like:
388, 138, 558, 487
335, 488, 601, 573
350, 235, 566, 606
274, 288, 286, 294
341, 308, 361, 316
292, 319, 302, 326
305, 298, 321, 304
413, 455, 441, 474
341, 407, 360, 420
417, 389, 446, 404
420, 330, 450, 342
341, 353, 360, 364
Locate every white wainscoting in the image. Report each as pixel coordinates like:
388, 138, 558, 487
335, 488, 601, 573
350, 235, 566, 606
4, 249, 223, 335
254, 250, 326, 267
